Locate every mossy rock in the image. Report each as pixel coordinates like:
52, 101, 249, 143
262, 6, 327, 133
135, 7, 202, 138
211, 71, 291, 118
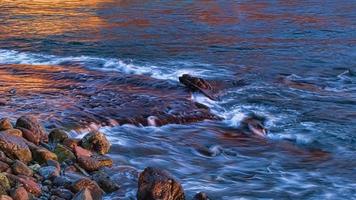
54, 144, 75, 163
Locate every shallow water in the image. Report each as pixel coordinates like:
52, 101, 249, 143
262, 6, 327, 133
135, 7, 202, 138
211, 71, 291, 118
0, 1, 355, 199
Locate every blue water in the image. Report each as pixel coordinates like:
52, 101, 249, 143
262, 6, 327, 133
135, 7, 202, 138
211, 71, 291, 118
0, 1, 355, 199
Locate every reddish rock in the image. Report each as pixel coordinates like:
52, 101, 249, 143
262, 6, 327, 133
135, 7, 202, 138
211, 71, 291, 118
10, 187, 29, 200
63, 138, 80, 150
0, 133, 32, 164
72, 188, 93, 200
17, 128, 40, 145
74, 146, 92, 158
0, 195, 12, 200
70, 178, 104, 200
77, 155, 113, 172
15, 115, 48, 143
29, 145, 57, 164
0, 162, 9, 173
5, 174, 41, 197
137, 167, 185, 200
1, 129, 22, 137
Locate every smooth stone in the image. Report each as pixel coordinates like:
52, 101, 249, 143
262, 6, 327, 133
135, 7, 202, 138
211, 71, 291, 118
72, 188, 92, 200
17, 128, 40, 145
12, 161, 33, 177
92, 171, 119, 193
62, 138, 80, 150
0, 161, 9, 172
0, 173, 10, 196
15, 115, 48, 143
39, 166, 59, 179
0, 133, 32, 164
53, 145, 75, 163
1, 129, 22, 137
48, 129, 68, 144
5, 174, 41, 197
10, 187, 29, 200
70, 178, 104, 200
77, 155, 113, 172
137, 167, 185, 200
29, 145, 58, 165
80, 131, 110, 155
0, 119, 12, 131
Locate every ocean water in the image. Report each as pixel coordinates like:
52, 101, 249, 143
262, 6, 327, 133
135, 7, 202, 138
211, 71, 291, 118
0, 1, 355, 199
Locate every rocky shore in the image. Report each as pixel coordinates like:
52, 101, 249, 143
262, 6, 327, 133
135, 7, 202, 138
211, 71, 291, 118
0, 116, 211, 200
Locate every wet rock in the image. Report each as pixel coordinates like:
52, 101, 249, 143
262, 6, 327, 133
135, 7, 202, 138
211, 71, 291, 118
48, 129, 68, 144
241, 116, 267, 137
39, 166, 59, 179
28, 164, 41, 173
193, 192, 211, 200
30, 146, 58, 164
74, 146, 92, 158
5, 174, 41, 197
62, 138, 80, 150
137, 167, 185, 200
0, 119, 12, 131
17, 128, 40, 145
70, 178, 104, 200
10, 187, 29, 200
47, 160, 60, 171
80, 131, 110, 155
1, 129, 22, 137
12, 161, 33, 177
0, 173, 10, 195
92, 171, 119, 193
15, 115, 48, 143
53, 144, 75, 163
72, 188, 92, 200
0, 132, 32, 164
0, 152, 13, 165
77, 155, 113, 172
0, 162, 9, 173
51, 188, 73, 200
179, 74, 215, 100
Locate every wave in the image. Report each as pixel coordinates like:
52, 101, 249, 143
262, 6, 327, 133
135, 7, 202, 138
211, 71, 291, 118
0, 49, 230, 81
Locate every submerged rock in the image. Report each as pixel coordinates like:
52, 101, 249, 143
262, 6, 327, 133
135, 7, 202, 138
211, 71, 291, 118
240, 116, 268, 137
15, 115, 48, 143
179, 74, 215, 100
0, 133, 32, 163
92, 171, 119, 193
80, 131, 110, 155
193, 192, 211, 200
137, 167, 185, 200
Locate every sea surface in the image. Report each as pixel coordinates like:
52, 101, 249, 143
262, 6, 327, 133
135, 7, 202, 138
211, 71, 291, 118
0, 1, 355, 199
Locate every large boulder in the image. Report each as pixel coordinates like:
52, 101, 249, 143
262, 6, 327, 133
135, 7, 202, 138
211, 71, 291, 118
80, 131, 110, 155
15, 115, 48, 143
137, 167, 185, 200
0, 133, 32, 163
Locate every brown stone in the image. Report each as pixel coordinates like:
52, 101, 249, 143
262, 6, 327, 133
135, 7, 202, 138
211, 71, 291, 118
74, 146, 92, 158
12, 161, 33, 177
137, 167, 185, 200
72, 188, 93, 200
77, 155, 113, 172
63, 138, 80, 150
5, 174, 41, 197
15, 115, 48, 143
1, 129, 22, 137
0, 133, 32, 164
80, 131, 110, 155
17, 128, 40, 145
0, 119, 12, 131
0, 195, 12, 200
10, 187, 29, 200
48, 129, 68, 144
70, 178, 104, 200
0, 162, 9, 173
29, 146, 58, 164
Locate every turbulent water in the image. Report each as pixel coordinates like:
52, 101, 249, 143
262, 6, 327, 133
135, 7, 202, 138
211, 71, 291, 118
0, 1, 355, 199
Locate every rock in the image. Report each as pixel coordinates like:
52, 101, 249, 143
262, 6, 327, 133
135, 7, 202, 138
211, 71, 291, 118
70, 178, 104, 200
17, 128, 40, 145
0, 173, 10, 195
39, 166, 59, 179
5, 174, 41, 197
72, 188, 93, 200
241, 116, 267, 137
46, 160, 60, 171
15, 116, 48, 143
63, 138, 80, 150
10, 187, 29, 200
51, 188, 73, 200
0, 152, 13, 165
53, 144, 75, 163
92, 171, 119, 193
1, 129, 22, 137
0, 162, 9, 172
74, 146, 92, 158
28, 164, 41, 173
12, 161, 33, 177
0, 195, 12, 200
137, 167, 185, 200
77, 155, 113, 172
48, 129, 68, 144
30, 146, 58, 164
0, 132, 32, 163
80, 131, 110, 155
0, 119, 12, 131
193, 192, 211, 200
179, 74, 215, 100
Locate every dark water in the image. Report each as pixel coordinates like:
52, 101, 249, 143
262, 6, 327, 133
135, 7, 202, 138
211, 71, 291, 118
0, 1, 355, 199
